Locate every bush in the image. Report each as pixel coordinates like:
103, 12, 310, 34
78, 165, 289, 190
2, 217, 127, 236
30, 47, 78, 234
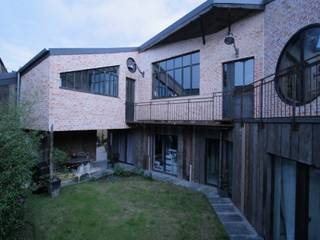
113, 165, 132, 177
53, 148, 69, 171
0, 104, 41, 239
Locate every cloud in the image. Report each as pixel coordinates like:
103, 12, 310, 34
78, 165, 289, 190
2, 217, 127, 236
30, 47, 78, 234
0, 0, 205, 71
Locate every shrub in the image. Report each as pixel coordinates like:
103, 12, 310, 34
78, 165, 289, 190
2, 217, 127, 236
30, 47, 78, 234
113, 165, 132, 177
0, 104, 41, 239
53, 148, 69, 171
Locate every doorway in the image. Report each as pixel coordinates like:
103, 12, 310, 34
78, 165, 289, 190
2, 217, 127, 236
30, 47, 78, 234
126, 78, 135, 122
205, 139, 220, 186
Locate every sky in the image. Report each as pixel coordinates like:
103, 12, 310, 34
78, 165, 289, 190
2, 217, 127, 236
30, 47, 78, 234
0, 0, 205, 72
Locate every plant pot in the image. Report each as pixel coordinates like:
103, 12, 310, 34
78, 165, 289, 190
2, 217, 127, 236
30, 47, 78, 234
49, 177, 61, 198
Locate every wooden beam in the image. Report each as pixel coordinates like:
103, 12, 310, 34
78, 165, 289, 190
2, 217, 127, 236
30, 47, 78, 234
200, 16, 206, 45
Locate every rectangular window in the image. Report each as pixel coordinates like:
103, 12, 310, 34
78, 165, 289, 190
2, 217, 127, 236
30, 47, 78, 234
60, 66, 119, 97
223, 58, 254, 87
152, 51, 200, 98
153, 135, 178, 176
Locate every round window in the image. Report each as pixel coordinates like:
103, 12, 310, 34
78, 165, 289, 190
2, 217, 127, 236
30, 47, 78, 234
275, 25, 320, 106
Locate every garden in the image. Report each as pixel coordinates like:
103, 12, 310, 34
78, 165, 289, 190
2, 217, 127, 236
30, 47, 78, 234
0, 104, 227, 240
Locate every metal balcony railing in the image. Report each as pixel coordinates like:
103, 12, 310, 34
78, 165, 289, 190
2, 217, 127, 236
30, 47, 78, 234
130, 55, 320, 124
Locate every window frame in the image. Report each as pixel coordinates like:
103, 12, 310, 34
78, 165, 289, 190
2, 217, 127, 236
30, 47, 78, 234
60, 65, 120, 98
152, 51, 200, 99
275, 24, 320, 106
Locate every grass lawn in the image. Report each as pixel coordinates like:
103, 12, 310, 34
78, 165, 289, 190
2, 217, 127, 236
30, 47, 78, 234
25, 176, 228, 240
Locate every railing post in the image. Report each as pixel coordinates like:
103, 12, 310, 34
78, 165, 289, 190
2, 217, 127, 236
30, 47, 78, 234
187, 99, 190, 121
212, 93, 215, 121
149, 102, 152, 121
259, 80, 264, 128
167, 101, 169, 121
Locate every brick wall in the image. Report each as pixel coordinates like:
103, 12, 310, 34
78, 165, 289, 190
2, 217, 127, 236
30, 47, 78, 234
264, 0, 320, 75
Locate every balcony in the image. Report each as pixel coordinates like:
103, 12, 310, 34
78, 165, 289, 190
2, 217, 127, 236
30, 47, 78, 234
127, 58, 320, 126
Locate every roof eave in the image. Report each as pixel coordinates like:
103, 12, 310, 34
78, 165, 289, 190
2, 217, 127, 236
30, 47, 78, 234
139, 1, 265, 52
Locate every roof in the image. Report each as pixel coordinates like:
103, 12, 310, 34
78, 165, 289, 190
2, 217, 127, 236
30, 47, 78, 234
0, 58, 8, 73
0, 72, 17, 86
19, 47, 138, 75
19, 0, 271, 75
139, 0, 266, 51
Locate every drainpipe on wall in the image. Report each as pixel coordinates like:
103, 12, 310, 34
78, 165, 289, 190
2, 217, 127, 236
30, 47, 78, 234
189, 164, 192, 182
16, 71, 21, 103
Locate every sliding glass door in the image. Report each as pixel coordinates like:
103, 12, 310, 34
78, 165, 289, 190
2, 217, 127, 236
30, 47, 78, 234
273, 158, 297, 240
153, 135, 178, 176
273, 157, 320, 240
205, 139, 220, 186
309, 169, 320, 240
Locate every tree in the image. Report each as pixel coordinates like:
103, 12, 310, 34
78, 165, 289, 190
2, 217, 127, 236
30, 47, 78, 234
0, 103, 42, 239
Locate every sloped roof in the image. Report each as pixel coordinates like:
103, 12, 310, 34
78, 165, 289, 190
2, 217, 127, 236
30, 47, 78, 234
19, 0, 272, 75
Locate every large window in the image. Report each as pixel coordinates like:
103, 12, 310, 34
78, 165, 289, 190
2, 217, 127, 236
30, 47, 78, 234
223, 58, 254, 88
152, 51, 200, 98
60, 66, 119, 97
153, 135, 178, 176
276, 25, 320, 105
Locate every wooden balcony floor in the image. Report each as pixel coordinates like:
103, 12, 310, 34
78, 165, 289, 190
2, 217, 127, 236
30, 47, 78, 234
127, 119, 233, 128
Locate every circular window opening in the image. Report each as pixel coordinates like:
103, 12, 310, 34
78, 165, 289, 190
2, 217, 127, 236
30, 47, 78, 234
275, 25, 320, 106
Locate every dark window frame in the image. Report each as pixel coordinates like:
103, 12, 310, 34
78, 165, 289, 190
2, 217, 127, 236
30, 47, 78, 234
152, 134, 178, 176
222, 57, 255, 89
152, 51, 200, 99
275, 24, 320, 106
60, 65, 120, 98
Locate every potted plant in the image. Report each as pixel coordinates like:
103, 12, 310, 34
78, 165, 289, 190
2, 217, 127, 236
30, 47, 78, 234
49, 176, 61, 198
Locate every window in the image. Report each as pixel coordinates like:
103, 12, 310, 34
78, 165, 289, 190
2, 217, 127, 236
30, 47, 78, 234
273, 157, 320, 240
152, 51, 200, 98
60, 66, 119, 97
223, 58, 254, 88
153, 135, 178, 176
276, 25, 320, 105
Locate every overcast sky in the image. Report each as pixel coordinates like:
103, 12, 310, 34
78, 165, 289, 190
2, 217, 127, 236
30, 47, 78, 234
0, 0, 205, 71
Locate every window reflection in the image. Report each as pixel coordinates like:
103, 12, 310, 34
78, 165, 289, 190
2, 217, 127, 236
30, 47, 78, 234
60, 66, 119, 97
153, 51, 200, 98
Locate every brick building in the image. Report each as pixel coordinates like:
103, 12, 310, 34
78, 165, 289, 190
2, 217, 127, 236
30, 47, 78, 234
6, 0, 320, 239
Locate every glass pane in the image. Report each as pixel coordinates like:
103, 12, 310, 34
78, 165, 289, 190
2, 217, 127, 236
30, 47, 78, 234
244, 59, 254, 85
279, 36, 301, 71
167, 59, 174, 70
60, 73, 67, 87
304, 27, 320, 62
235, 62, 244, 86
174, 57, 182, 68
164, 135, 178, 175
183, 55, 191, 66
191, 52, 200, 64
154, 135, 164, 172
174, 69, 182, 86
206, 139, 219, 186
192, 65, 200, 89
159, 61, 166, 71
81, 71, 90, 92
183, 67, 191, 91
66, 72, 74, 89
273, 158, 297, 240
308, 168, 320, 240
74, 72, 82, 90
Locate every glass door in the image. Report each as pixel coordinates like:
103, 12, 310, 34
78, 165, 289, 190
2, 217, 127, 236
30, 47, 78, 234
309, 168, 320, 240
205, 139, 220, 186
153, 135, 178, 176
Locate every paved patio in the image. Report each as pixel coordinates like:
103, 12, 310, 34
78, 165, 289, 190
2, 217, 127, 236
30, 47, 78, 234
151, 171, 262, 240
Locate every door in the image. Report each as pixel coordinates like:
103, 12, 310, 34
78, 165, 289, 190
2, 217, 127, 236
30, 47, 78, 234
205, 139, 220, 186
308, 168, 320, 240
126, 78, 135, 122
223, 58, 254, 119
